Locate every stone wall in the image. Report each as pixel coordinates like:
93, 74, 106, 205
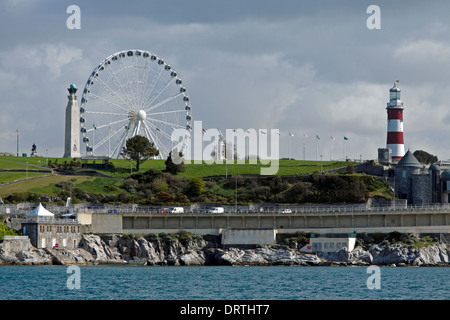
1, 236, 31, 251
412, 174, 431, 205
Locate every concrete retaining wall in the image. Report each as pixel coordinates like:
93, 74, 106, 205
221, 229, 277, 246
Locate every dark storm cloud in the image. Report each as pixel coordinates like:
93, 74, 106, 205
1, 1, 450, 161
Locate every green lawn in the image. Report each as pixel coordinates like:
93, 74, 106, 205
0, 156, 51, 168
0, 172, 51, 185
181, 160, 355, 177
0, 156, 358, 199
1, 156, 357, 178
98, 159, 357, 178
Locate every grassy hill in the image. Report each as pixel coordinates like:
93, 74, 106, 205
0, 156, 392, 205
1, 156, 355, 179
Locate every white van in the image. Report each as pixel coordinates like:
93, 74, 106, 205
208, 207, 224, 213
168, 207, 184, 213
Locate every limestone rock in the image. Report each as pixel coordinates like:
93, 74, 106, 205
79, 234, 123, 263
214, 246, 321, 266
0, 237, 52, 265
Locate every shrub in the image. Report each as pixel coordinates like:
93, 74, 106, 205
151, 177, 169, 193
104, 185, 118, 192
156, 191, 173, 203
189, 177, 205, 196
56, 181, 75, 191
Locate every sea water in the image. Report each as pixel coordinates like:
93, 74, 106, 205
0, 265, 448, 300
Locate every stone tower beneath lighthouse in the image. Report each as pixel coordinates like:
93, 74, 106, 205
63, 84, 81, 158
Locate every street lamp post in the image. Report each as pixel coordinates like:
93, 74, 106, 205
26, 161, 28, 180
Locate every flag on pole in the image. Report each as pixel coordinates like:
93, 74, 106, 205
276, 132, 281, 135
202, 128, 206, 133
344, 136, 349, 140
93, 124, 97, 130
303, 133, 308, 138
316, 134, 320, 140
261, 130, 266, 134
289, 133, 294, 137
330, 136, 335, 140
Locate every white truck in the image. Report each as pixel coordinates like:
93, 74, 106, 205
168, 207, 184, 213
208, 207, 224, 213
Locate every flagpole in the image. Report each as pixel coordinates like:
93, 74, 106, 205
343, 136, 349, 161
316, 137, 318, 161
315, 134, 320, 161
289, 135, 291, 160
303, 133, 307, 160
343, 138, 346, 160
288, 134, 292, 160
303, 142, 306, 161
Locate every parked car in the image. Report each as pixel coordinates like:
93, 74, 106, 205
208, 207, 224, 213
278, 208, 292, 213
159, 208, 169, 213
168, 207, 184, 213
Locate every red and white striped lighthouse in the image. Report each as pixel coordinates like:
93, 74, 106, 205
386, 81, 405, 162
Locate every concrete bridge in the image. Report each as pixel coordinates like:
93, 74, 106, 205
79, 208, 450, 246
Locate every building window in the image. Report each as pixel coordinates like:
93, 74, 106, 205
402, 170, 406, 179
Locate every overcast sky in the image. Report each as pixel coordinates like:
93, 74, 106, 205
1, 0, 450, 162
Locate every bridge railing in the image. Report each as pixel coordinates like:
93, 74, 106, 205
3, 202, 450, 216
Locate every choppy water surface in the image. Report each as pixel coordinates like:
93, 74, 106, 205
0, 265, 448, 300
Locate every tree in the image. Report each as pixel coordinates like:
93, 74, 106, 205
189, 177, 205, 196
121, 135, 159, 171
165, 149, 185, 175
413, 150, 438, 165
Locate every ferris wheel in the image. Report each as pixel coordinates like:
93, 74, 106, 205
79, 49, 192, 159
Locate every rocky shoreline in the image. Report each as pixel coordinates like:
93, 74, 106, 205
0, 233, 449, 267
